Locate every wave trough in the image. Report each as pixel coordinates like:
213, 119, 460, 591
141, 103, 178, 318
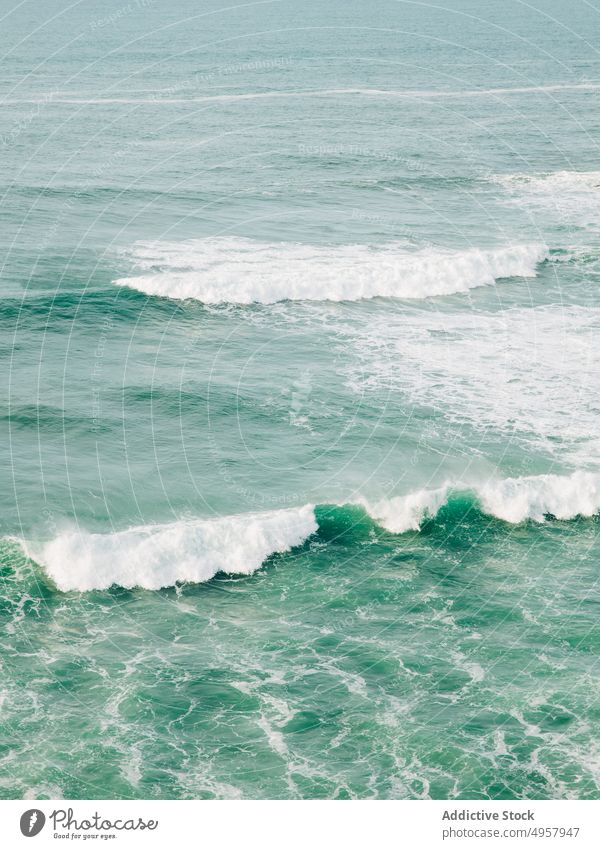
115, 238, 547, 304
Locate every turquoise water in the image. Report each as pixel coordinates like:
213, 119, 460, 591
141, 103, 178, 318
2, 0, 600, 799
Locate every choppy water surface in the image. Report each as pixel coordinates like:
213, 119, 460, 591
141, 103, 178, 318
1, 0, 600, 799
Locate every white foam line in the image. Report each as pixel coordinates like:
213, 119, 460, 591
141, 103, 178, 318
4, 82, 600, 106
115, 238, 548, 304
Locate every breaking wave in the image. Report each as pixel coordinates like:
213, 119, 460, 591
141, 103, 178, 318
18, 505, 318, 592
13, 472, 600, 592
364, 470, 600, 532
115, 238, 547, 304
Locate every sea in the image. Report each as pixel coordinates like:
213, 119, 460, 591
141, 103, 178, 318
1, 0, 600, 800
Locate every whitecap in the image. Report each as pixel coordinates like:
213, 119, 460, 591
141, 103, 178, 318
362, 470, 600, 531
18, 505, 317, 592
115, 237, 547, 304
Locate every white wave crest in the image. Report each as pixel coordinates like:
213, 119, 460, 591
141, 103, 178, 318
364, 471, 600, 532
477, 471, 600, 524
115, 238, 547, 304
363, 486, 450, 533
20, 505, 317, 592
11, 472, 600, 592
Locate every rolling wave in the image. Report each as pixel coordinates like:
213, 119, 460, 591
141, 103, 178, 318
364, 470, 600, 532
14, 471, 600, 592
17, 505, 317, 592
115, 238, 547, 304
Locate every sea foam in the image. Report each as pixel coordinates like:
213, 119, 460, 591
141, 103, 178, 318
493, 170, 600, 229
18, 473, 600, 592
346, 304, 600, 466
477, 471, 600, 524
20, 505, 317, 591
365, 471, 600, 532
115, 238, 547, 304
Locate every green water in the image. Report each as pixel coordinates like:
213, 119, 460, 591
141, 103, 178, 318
1, 0, 600, 799
2, 504, 600, 799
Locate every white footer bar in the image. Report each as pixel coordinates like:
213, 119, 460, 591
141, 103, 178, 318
0, 799, 598, 848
